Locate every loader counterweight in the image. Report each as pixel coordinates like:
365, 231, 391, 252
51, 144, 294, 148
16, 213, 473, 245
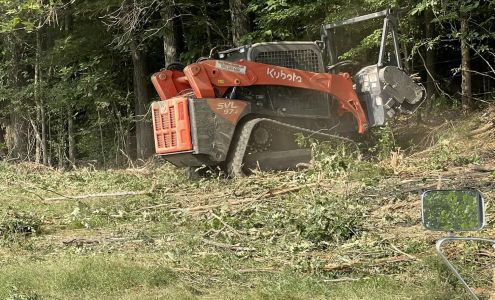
152, 98, 193, 154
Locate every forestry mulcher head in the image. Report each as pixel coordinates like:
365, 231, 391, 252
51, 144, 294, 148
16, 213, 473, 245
150, 8, 426, 176
321, 8, 425, 126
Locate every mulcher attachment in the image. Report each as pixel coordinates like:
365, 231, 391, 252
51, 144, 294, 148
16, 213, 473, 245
354, 65, 426, 127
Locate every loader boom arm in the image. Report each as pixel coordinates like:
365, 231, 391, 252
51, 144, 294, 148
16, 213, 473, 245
152, 59, 368, 133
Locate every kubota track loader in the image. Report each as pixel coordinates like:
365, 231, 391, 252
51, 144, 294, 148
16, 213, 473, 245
150, 9, 425, 176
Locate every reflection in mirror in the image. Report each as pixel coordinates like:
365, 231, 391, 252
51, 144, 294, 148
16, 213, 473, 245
421, 189, 484, 231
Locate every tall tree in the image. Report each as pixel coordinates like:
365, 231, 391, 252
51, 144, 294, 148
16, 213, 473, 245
0, 0, 44, 161
411, 0, 494, 108
3, 33, 28, 160
106, 0, 155, 160
161, 2, 180, 65
64, 0, 76, 166
34, 24, 49, 165
130, 38, 153, 160
460, 13, 473, 110
229, 0, 249, 46
424, 7, 437, 109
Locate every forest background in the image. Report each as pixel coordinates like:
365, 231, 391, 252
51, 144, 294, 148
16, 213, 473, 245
0, 0, 493, 168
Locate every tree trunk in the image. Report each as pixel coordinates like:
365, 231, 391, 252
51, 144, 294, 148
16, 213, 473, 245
33, 24, 49, 165
64, 1, 73, 32
34, 29, 43, 164
65, 1, 75, 167
201, 0, 212, 50
5, 115, 27, 160
67, 107, 75, 166
57, 127, 65, 169
229, 0, 249, 46
97, 110, 106, 166
41, 97, 48, 165
400, 39, 410, 74
4, 33, 28, 160
130, 39, 153, 160
161, 3, 179, 65
425, 8, 437, 111
460, 15, 473, 110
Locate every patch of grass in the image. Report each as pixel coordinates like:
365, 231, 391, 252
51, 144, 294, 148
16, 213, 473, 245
430, 140, 481, 169
297, 136, 393, 184
348, 161, 393, 185
402, 240, 430, 254
0, 256, 178, 299
65, 201, 124, 230
213, 273, 437, 300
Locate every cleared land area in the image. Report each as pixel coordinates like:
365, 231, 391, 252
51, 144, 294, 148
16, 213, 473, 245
1, 107, 494, 299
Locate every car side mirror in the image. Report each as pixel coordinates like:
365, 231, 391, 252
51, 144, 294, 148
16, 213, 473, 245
421, 188, 492, 300
421, 189, 485, 232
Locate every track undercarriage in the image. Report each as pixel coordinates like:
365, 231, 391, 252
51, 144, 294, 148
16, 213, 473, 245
226, 117, 358, 176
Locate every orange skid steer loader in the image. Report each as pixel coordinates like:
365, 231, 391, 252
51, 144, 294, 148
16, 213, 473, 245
150, 9, 425, 176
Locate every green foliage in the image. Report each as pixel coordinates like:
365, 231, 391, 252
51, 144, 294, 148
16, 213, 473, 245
297, 197, 365, 245
6, 286, 39, 300
310, 141, 358, 176
367, 125, 396, 161
296, 133, 393, 185
339, 29, 383, 61
0, 210, 42, 238
0, 0, 43, 33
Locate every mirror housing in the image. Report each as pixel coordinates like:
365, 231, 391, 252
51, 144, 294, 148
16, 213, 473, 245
421, 189, 485, 232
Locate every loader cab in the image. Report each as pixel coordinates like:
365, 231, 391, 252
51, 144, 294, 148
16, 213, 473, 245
217, 42, 337, 122
218, 42, 325, 73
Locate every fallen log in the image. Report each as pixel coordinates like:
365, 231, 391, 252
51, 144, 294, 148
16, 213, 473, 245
323, 277, 370, 283
179, 183, 317, 214
237, 268, 279, 274
322, 255, 416, 272
473, 164, 495, 173
469, 121, 495, 136
202, 238, 255, 252
44, 190, 149, 201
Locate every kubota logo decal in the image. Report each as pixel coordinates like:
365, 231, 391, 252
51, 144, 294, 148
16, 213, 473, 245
266, 67, 302, 83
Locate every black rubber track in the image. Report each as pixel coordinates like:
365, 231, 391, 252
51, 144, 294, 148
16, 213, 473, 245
226, 118, 358, 177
